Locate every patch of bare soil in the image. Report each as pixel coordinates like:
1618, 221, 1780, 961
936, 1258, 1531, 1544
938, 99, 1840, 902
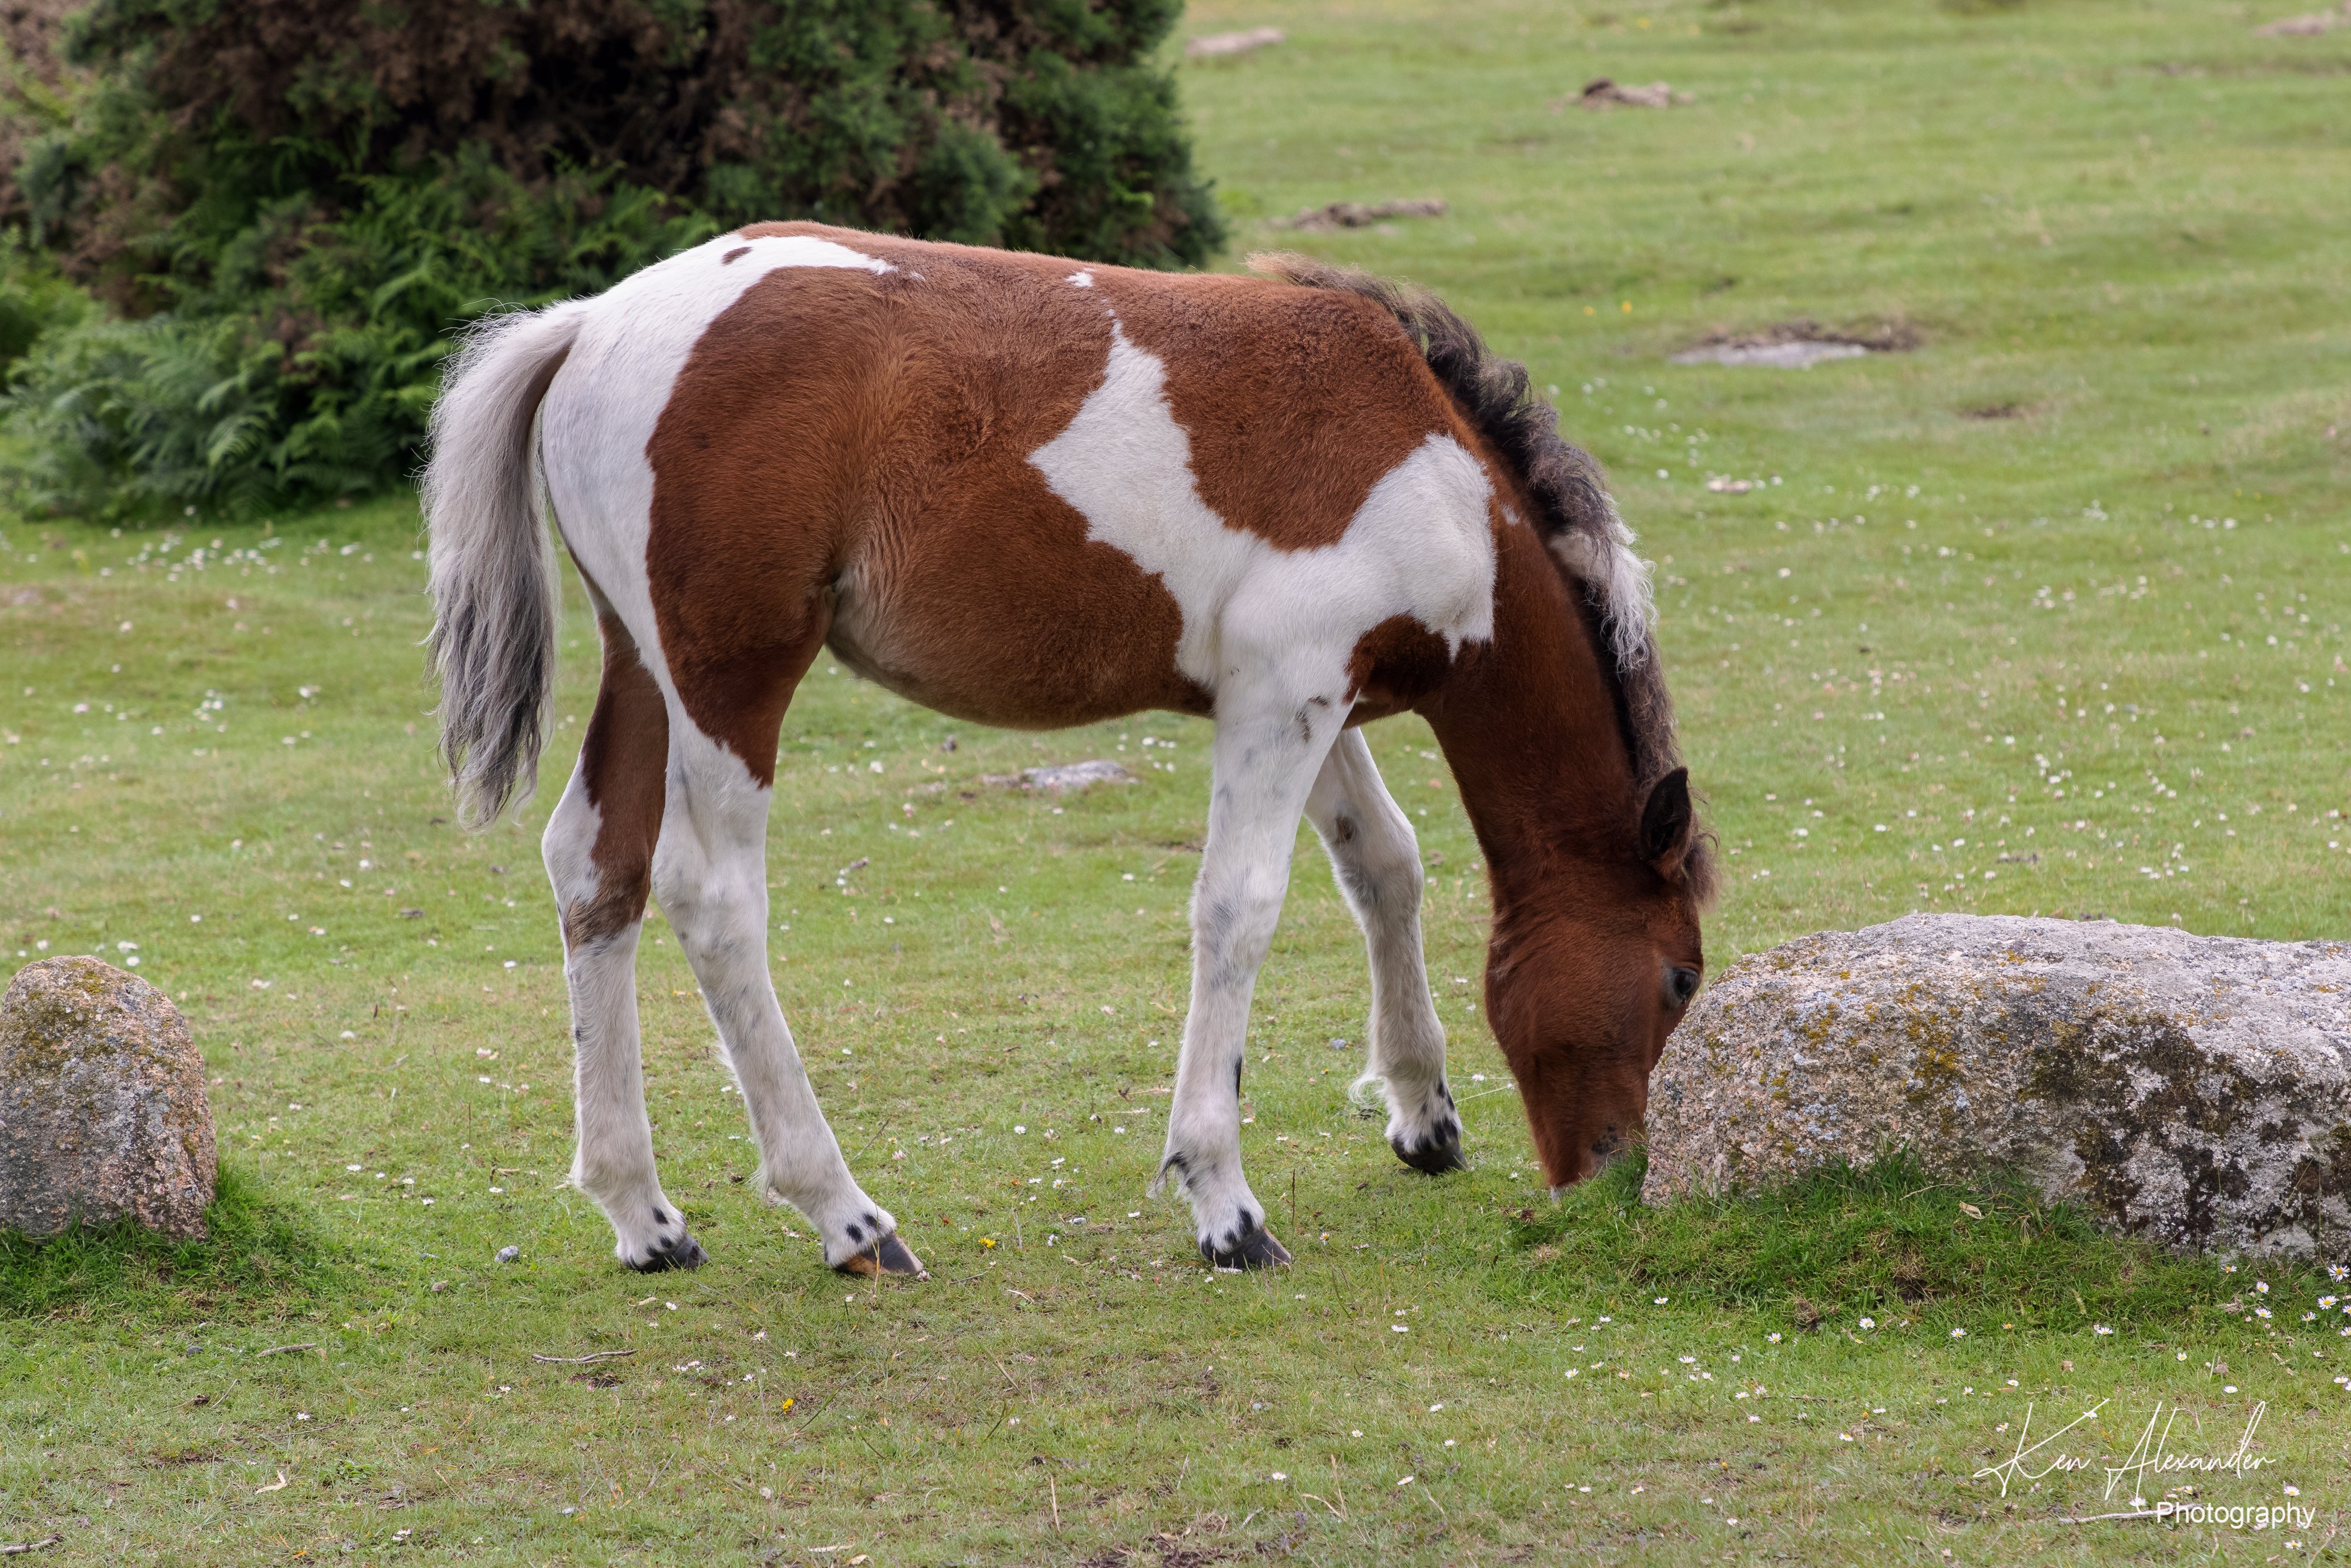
980, 760, 1135, 792
1563, 77, 1691, 109
1280, 197, 1447, 232
2255, 2, 2351, 35
1672, 318, 1920, 368
1960, 400, 2028, 420
1185, 26, 1284, 59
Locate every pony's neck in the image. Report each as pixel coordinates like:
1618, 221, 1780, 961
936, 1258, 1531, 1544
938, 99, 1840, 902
1419, 524, 1640, 927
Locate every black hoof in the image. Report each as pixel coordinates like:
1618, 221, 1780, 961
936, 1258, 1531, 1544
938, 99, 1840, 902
835, 1232, 929, 1281
1200, 1226, 1294, 1271
629, 1232, 707, 1272
1392, 1121, 1468, 1175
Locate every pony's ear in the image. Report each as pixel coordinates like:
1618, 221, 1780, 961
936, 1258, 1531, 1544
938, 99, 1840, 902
1638, 768, 1694, 875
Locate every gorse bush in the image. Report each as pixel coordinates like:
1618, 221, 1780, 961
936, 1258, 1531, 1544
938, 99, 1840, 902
0, 234, 88, 370
1, 0, 1223, 518
8, 155, 713, 517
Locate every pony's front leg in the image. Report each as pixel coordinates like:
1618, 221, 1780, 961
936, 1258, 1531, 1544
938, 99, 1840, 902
1304, 729, 1463, 1174
651, 725, 925, 1279
1158, 686, 1349, 1268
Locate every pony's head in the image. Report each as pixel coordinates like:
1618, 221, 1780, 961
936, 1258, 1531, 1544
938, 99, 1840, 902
1486, 766, 1713, 1190
1247, 250, 1714, 1187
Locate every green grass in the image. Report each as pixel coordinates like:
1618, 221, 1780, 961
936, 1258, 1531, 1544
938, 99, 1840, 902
0, 1167, 345, 1324
1519, 1153, 2305, 1336
2, 0, 2348, 1560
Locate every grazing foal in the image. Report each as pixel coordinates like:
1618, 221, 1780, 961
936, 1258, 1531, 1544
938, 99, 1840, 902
424, 225, 1713, 1277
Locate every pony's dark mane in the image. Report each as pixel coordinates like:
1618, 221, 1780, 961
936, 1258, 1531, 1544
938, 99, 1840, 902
1251, 252, 1716, 904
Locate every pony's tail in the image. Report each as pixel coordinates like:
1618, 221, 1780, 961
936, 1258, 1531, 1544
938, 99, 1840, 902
421, 300, 588, 830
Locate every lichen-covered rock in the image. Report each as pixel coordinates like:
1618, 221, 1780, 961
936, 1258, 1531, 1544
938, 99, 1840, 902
0, 957, 216, 1240
1642, 915, 2351, 1256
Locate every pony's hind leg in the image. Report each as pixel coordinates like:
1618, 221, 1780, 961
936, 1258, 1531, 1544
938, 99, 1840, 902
545, 612, 704, 1269
1303, 730, 1463, 1174
651, 715, 925, 1280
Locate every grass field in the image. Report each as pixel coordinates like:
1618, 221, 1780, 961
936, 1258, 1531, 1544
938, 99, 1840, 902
4, 0, 2349, 1562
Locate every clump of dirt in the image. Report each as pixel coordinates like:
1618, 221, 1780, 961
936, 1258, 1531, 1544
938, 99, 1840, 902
1672, 318, 1921, 368
1960, 400, 2028, 420
2255, 2, 2351, 35
1569, 77, 1691, 109
1281, 197, 1448, 232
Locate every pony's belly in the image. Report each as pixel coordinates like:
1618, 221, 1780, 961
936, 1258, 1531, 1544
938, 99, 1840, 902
823, 572, 1213, 729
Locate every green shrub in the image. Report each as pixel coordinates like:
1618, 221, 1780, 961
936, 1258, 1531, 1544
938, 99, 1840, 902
0, 236, 89, 371
2, 0, 1224, 519
7, 151, 713, 516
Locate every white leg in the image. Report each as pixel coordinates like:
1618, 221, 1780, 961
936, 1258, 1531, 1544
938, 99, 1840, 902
1157, 684, 1351, 1267
544, 760, 702, 1269
1303, 730, 1463, 1173
650, 725, 923, 1277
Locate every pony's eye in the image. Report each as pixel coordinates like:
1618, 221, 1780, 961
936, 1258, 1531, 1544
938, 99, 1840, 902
1665, 965, 1701, 1008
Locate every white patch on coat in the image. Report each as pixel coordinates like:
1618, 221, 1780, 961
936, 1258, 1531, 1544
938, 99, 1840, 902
1067, 269, 1094, 287
1027, 320, 1496, 695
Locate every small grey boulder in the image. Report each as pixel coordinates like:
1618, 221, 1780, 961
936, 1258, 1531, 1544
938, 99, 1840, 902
1642, 915, 2351, 1256
0, 956, 217, 1241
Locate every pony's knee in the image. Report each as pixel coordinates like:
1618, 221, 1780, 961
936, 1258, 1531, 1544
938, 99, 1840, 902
547, 798, 652, 949
652, 856, 762, 958
1192, 866, 1287, 972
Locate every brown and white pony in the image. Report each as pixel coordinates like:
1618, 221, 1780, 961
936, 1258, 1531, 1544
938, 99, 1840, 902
424, 224, 1713, 1277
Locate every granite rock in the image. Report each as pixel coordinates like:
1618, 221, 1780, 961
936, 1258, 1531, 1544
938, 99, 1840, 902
1642, 914, 2351, 1255
0, 956, 217, 1240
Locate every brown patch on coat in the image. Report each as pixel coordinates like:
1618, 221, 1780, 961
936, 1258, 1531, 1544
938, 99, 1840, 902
1106, 274, 1451, 551
638, 260, 870, 778
1344, 614, 1456, 721
565, 598, 668, 947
